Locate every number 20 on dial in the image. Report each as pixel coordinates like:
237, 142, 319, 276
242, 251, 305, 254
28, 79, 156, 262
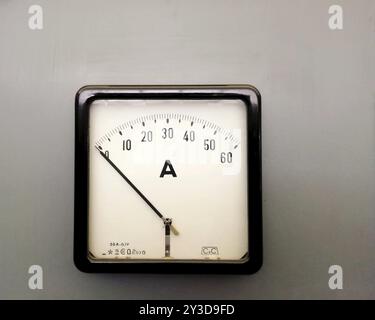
74, 85, 262, 274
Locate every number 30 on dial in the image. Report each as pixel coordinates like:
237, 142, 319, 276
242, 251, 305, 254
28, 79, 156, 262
74, 85, 262, 274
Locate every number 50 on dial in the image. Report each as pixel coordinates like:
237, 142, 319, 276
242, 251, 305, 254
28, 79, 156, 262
74, 85, 262, 274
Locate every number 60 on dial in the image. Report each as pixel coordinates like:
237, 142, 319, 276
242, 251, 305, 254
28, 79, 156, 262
74, 85, 262, 274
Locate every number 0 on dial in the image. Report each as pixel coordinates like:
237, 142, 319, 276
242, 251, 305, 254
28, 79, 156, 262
74, 85, 262, 273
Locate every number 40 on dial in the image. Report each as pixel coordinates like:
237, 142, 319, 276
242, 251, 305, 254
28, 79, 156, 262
74, 85, 262, 274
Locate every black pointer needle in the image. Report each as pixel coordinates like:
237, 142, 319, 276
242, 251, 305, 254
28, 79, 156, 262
96, 147, 179, 236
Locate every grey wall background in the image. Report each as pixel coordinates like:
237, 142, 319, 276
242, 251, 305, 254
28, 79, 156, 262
0, 0, 374, 299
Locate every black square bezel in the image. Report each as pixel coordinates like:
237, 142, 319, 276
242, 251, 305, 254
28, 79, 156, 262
74, 85, 262, 274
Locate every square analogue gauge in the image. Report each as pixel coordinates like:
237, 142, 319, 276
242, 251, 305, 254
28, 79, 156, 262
74, 85, 262, 274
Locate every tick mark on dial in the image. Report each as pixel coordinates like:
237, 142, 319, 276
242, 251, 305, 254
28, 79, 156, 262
191, 121, 194, 126
142, 121, 145, 126
166, 118, 169, 124
119, 131, 122, 135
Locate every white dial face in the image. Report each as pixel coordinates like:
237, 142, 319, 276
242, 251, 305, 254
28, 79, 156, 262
88, 99, 248, 262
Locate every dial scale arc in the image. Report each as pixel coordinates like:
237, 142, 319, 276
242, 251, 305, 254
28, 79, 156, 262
94, 113, 240, 149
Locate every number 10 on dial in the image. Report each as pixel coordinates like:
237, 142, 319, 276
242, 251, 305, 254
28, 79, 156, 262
74, 85, 262, 274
